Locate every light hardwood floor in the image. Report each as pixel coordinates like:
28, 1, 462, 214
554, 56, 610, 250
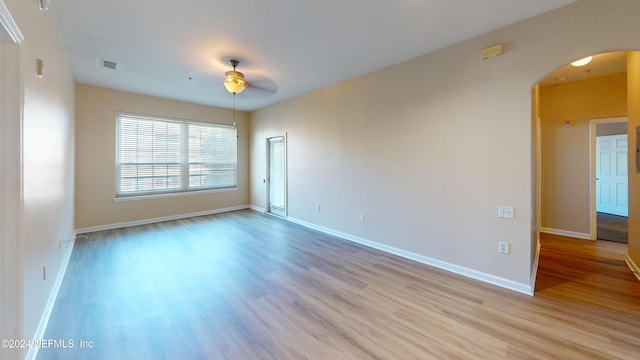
38, 210, 640, 359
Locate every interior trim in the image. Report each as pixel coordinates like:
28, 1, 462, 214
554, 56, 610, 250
0, 0, 23, 44
286, 215, 533, 296
588, 117, 628, 241
25, 232, 76, 360
540, 227, 591, 240
75, 205, 250, 234
626, 255, 640, 282
530, 239, 542, 292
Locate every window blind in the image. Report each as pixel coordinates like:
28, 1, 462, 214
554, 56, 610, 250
116, 113, 236, 197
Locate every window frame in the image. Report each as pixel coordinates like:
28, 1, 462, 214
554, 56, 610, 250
115, 112, 237, 199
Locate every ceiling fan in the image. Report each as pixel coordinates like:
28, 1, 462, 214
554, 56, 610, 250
186, 59, 278, 99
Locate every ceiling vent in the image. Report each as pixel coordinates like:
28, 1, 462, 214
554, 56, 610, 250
100, 59, 120, 71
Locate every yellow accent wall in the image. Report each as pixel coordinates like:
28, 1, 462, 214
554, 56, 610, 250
628, 52, 640, 269
540, 73, 627, 235
531, 84, 541, 271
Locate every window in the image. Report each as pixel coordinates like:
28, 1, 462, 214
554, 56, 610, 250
115, 113, 237, 197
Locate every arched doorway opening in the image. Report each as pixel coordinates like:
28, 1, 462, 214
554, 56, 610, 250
533, 51, 640, 291
538, 51, 628, 241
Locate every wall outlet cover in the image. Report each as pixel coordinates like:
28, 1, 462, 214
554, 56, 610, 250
498, 242, 510, 254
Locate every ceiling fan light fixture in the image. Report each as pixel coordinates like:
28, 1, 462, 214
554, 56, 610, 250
223, 59, 247, 94
571, 56, 592, 67
224, 70, 247, 94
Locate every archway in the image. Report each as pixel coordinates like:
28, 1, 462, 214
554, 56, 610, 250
533, 51, 640, 290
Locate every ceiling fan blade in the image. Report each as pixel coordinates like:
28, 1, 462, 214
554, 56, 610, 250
245, 75, 278, 96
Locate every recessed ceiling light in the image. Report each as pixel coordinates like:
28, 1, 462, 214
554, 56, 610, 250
571, 56, 592, 67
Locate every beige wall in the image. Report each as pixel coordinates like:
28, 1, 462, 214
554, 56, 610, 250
1, 24, 22, 356
540, 73, 627, 235
4, 0, 76, 349
250, 0, 640, 290
75, 84, 250, 229
628, 52, 640, 269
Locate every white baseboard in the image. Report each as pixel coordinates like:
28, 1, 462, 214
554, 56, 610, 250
26, 232, 77, 360
75, 205, 250, 234
249, 205, 266, 213
540, 227, 591, 240
287, 217, 533, 296
626, 255, 640, 282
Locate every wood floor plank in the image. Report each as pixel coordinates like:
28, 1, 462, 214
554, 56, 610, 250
38, 211, 640, 359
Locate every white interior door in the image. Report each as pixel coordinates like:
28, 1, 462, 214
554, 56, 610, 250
596, 134, 628, 217
267, 136, 286, 217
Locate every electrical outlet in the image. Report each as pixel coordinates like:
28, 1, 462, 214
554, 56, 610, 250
359, 215, 365, 222
498, 242, 510, 254
498, 206, 514, 219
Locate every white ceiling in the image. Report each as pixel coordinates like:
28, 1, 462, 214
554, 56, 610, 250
52, 0, 578, 111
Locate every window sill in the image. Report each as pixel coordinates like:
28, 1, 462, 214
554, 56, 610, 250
113, 187, 237, 202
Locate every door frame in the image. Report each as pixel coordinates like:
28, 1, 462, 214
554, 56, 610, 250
595, 133, 629, 217
265, 134, 287, 217
589, 116, 627, 239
